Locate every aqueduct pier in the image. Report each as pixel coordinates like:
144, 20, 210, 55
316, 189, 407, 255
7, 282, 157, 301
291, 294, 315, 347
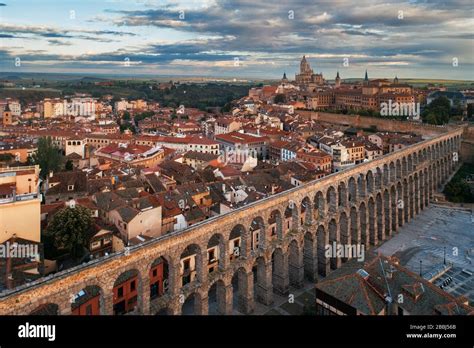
0, 123, 465, 315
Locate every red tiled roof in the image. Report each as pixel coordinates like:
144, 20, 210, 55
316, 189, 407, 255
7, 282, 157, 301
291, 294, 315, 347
215, 131, 268, 145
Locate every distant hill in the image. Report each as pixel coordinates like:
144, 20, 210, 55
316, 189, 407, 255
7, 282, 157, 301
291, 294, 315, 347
0, 75, 22, 81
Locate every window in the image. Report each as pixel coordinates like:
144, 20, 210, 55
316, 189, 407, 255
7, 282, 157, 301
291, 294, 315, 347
208, 249, 215, 262
68, 185, 74, 191
183, 259, 190, 271
91, 241, 101, 249
130, 280, 136, 292
153, 269, 157, 277
117, 286, 123, 298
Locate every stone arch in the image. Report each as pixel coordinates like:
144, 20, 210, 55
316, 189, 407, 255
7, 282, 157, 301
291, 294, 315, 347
376, 193, 383, 244
340, 212, 349, 263
375, 167, 383, 190
207, 233, 226, 272
423, 168, 429, 207
180, 243, 202, 286
383, 189, 391, 238
303, 231, 318, 281
366, 170, 375, 194
357, 174, 366, 198
408, 176, 414, 219
348, 176, 357, 204
402, 157, 408, 177
232, 267, 254, 314
182, 291, 203, 315
403, 179, 409, 223
250, 216, 265, 251
359, 202, 367, 246
326, 186, 337, 214
328, 219, 339, 270
389, 161, 396, 183
317, 225, 329, 276
288, 239, 304, 288
300, 196, 313, 226
272, 248, 288, 295
397, 182, 404, 227
441, 157, 447, 182
350, 206, 359, 245
368, 197, 376, 246
229, 224, 247, 260
338, 181, 348, 208
268, 209, 283, 240
396, 159, 402, 179
207, 279, 230, 315
390, 185, 397, 232
314, 191, 325, 220
149, 256, 170, 303
383, 163, 390, 186
252, 256, 272, 305
408, 154, 413, 172
113, 268, 141, 315
284, 203, 298, 232
71, 285, 103, 315
414, 173, 420, 214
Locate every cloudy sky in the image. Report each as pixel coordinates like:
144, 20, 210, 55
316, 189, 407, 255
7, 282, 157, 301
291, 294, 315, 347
0, 0, 473, 79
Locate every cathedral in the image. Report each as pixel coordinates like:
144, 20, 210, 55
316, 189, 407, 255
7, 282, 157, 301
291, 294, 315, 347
295, 55, 324, 86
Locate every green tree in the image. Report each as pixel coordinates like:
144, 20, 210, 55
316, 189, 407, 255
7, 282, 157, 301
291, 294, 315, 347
122, 111, 131, 121
274, 94, 286, 104
46, 205, 93, 258
422, 96, 451, 125
65, 159, 73, 171
0, 153, 14, 163
30, 137, 64, 179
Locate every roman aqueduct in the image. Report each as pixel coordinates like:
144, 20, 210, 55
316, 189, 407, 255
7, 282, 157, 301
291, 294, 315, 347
0, 121, 465, 315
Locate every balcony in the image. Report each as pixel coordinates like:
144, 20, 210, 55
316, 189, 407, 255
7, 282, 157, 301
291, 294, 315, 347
0, 192, 40, 205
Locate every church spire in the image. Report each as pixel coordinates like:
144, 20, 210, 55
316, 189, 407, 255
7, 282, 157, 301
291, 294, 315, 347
364, 70, 368, 81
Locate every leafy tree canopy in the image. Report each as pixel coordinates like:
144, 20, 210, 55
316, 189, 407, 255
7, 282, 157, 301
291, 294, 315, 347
46, 205, 93, 259
30, 136, 64, 179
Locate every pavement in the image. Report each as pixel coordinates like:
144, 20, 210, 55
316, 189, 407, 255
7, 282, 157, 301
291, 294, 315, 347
376, 205, 474, 305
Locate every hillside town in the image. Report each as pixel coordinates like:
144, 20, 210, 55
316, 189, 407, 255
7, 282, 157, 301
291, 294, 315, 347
0, 57, 472, 318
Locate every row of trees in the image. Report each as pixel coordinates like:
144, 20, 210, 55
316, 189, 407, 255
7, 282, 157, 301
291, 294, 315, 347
443, 164, 474, 203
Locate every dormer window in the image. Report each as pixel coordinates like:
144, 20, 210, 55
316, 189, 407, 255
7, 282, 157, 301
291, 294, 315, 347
68, 185, 74, 191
